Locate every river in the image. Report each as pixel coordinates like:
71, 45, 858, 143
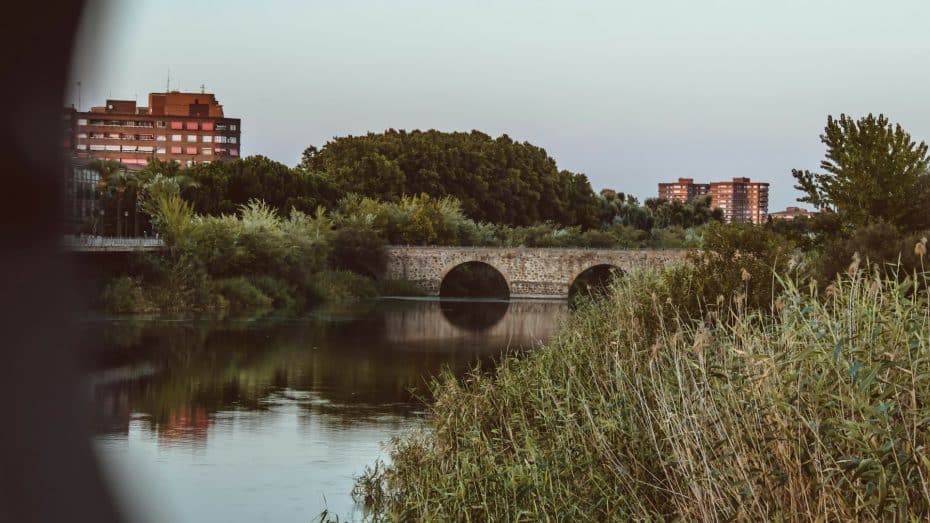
82, 298, 567, 522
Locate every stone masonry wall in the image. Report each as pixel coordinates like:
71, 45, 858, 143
384, 246, 689, 298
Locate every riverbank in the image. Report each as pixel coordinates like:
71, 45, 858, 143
355, 264, 930, 520
98, 269, 426, 314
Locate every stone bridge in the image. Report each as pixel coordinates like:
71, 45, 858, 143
384, 246, 689, 299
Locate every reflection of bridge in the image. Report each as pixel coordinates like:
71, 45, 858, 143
383, 300, 567, 347
385, 246, 689, 299
62, 235, 165, 252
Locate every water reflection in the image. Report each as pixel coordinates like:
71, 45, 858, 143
84, 299, 566, 522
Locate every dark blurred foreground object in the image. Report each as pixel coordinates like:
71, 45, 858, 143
0, 2, 123, 522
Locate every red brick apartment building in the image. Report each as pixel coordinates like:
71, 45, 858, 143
769, 206, 817, 221
657, 177, 769, 224
658, 178, 710, 202
64, 91, 241, 166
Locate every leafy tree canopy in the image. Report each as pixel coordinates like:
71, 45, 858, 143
299, 129, 600, 228
793, 113, 930, 231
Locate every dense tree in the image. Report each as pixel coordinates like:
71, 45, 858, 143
300, 130, 600, 228
793, 113, 930, 231
182, 156, 341, 216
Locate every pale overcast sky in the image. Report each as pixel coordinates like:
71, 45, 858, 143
68, 0, 930, 211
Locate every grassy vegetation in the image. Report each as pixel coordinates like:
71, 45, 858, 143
354, 261, 930, 520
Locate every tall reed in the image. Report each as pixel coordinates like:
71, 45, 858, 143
356, 264, 930, 521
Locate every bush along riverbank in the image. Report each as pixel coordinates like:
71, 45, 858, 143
353, 258, 930, 520
96, 198, 425, 314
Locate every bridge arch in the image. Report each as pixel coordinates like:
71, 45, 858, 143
568, 263, 624, 301
439, 260, 510, 298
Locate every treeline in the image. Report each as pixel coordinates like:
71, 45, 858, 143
85, 130, 726, 251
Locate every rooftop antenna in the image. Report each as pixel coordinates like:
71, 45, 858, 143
166, 67, 170, 92
200, 83, 205, 94
76, 81, 81, 111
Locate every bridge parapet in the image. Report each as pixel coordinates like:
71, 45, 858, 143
384, 246, 689, 299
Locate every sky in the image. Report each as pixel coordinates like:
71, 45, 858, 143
68, 0, 930, 211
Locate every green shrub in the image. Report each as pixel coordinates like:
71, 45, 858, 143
330, 227, 388, 277
356, 266, 930, 520
818, 221, 930, 284
211, 277, 273, 312
375, 279, 427, 297
100, 276, 151, 313
309, 270, 378, 302
684, 221, 797, 313
249, 275, 297, 310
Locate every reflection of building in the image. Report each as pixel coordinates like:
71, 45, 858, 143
158, 406, 210, 445
65, 90, 241, 167
657, 178, 710, 202
657, 176, 770, 224
769, 206, 816, 221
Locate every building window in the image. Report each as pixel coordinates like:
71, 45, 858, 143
186, 122, 198, 130
229, 137, 237, 144
187, 135, 197, 142
170, 146, 182, 154
121, 145, 137, 152
139, 146, 154, 153
201, 122, 214, 131
201, 148, 213, 156
156, 135, 167, 141
215, 123, 227, 131
77, 118, 88, 126
230, 148, 239, 157
186, 147, 197, 155
89, 144, 105, 151
77, 133, 87, 139
104, 145, 120, 151
156, 121, 166, 128
76, 144, 87, 150
230, 124, 237, 131
170, 121, 183, 129
202, 135, 212, 143
171, 134, 182, 142
156, 147, 166, 154
215, 136, 227, 143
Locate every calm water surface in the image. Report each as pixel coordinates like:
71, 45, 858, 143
82, 298, 566, 522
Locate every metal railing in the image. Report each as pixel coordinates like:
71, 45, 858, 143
62, 235, 165, 250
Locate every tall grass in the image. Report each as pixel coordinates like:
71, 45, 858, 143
356, 264, 930, 520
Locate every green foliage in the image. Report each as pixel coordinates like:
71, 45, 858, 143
308, 270, 378, 302
182, 156, 341, 216
357, 267, 930, 520
211, 277, 273, 312
817, 222, 930, 284
682, 221, 796, 313
100, 276, 150, 313
793, 113, 930, 231
248, 275, 297, 310
156, 194, 195, 245
330, 227, 387, 277
375, 279, 427, 297
301, 129, 601, 228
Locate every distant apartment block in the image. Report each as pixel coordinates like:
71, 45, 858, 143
769, 206, 816, 221
709, 177, 769, 224
657, 176, 769, 224
64, 91, 241, 166
657, 178, 710, 202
